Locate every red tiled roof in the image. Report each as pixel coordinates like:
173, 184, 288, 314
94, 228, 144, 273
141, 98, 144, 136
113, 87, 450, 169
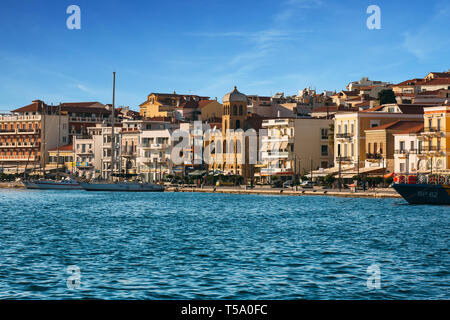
48, 144, 73, 152
366, 120, 424, 131
12, 101, 109, 114
197, 100, 221, 108
421, 78, 450, 86
427, 72, 450, 78
395, 123, 424, 135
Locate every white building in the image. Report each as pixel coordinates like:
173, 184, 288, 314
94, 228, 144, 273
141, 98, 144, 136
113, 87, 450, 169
393, 124, 425, 174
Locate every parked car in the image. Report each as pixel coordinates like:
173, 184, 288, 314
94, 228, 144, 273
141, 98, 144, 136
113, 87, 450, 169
282, 180, 295, 188
270, 180, 283, 188
300, 181, 314, 188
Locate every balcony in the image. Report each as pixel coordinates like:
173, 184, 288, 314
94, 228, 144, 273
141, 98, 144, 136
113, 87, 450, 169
336, 132, 352, 139
141, 143, 169, 150
0, 115, 41, 122
336, 156, 351, 162
396, 149, 423, 155
422, 127, 442, 137
262, 136, 294, 144
0, 155, 38, 161
0, 129, 16, 135
0, 143, 17, 148
76, 149, 93, 155
17, 128, 40, 134
261, 151, 289, 159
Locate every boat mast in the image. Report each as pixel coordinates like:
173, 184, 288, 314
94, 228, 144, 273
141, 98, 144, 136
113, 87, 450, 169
56, 103, 61, 179
110, 72, 116, 182
41, 102, 46, 178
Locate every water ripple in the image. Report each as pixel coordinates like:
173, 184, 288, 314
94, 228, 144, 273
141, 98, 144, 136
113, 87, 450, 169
0, 189, 448, 299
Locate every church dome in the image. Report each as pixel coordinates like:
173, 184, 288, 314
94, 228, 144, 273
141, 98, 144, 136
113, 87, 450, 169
223, 86, 247, 103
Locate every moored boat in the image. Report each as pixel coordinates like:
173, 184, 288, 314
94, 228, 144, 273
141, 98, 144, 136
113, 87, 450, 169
80, 182, 164, 192
23, 178, 82, 190
393, 183, 450, 205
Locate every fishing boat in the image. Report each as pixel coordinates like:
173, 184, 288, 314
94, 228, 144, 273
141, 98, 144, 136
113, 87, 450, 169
393, 174, 450, 205
23, 178, 82, 190
80, 181, 163, 192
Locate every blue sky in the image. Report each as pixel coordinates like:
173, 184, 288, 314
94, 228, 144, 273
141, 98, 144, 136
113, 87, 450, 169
0, 0, 449, 112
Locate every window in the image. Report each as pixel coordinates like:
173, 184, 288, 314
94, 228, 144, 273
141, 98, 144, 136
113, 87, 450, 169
351, 123, 354, 134
351, 143, 354, 157
428, 118, 432, 129
344, 124, 348, 133
379, 142, 383, 154
437, 119, 441, 131
321, 145, 328, 156
418, 141, 423, 153
437, 138, 441, 151
233, 105, 237, 116
370, 120, 380, 128
410, 141, 414, 152
400, 141, 405, 152
400, 163, 405, 173
337, 125, 341, 134
239, 105, 243, 116
368, 143, 371, 153
321, 128, 328, 140
337, 144, 341, 156
374, 142, 378, 153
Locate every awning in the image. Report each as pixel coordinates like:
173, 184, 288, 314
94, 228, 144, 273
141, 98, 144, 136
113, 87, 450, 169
384, 172, 394, 178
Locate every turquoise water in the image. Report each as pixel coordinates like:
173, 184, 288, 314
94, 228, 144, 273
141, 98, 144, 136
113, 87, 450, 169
0, 189, 448, 299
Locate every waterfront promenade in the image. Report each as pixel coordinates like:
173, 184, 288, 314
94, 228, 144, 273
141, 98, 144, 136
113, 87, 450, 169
0, 181, 401, 198
167, 186, 402, 199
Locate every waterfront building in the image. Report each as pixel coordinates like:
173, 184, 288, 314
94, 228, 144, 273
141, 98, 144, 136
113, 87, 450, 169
420, 103, 450, 173
0, 100, 69, 174
139, 92, 210, 119
364, 120, 424, 174
333, 105, 425, 172
73, 128, 101, 179
257, 118, 333, 181
212, 86, 250, 177
137, 128, 172, 182
47, 144, 75, 174
61, 102, 112, 141
120, 123, 140, 177
393, 124, 425, 174
100, 125, 123, 180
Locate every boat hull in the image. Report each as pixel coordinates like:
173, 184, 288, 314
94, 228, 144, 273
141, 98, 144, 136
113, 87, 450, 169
23, 180, 82, 190
393, 184, 450, 205
80, 182, 164, 192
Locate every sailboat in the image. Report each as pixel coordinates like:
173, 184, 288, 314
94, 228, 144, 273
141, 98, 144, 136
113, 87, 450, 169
23, 103, 82, 190
80, 72, 164, 192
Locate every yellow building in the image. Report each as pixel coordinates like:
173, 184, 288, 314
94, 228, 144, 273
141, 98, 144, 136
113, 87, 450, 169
139, 92, 211, 119
420, 103, 450, 173
208, 87, 251, 177
334, 105, 424, 171
47, 144, 75, 173
139, 93, 179, 118
199, 99, 223, 121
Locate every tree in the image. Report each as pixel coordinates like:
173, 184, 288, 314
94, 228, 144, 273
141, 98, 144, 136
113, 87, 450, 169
378, 89, 396, 104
